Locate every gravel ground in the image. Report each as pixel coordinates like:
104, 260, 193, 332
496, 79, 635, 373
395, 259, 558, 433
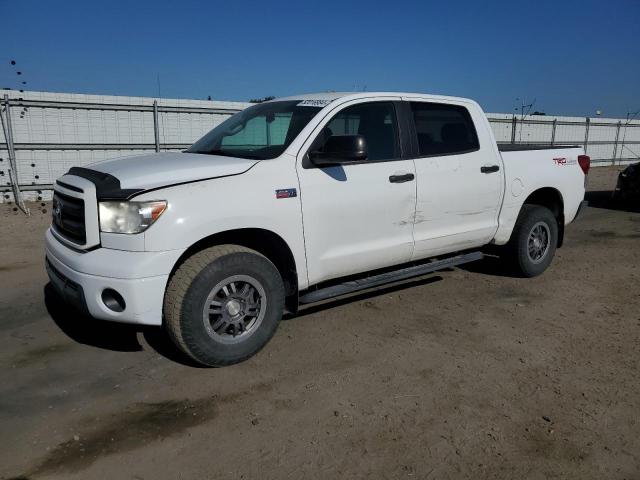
0, 166, 638, 480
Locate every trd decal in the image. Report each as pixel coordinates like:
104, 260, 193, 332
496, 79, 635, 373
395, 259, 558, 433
553, 157, 577, 166
275, 188, 297, 199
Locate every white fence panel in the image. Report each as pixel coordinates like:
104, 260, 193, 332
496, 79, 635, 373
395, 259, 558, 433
2, 90, 639, 204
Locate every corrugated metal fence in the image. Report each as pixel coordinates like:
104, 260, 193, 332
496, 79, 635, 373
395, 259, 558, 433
1, 90, 639, 207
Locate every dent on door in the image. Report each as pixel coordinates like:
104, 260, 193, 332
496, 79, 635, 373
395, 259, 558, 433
300, 161, 417, 284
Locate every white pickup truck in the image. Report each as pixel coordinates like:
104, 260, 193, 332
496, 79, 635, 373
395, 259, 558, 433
46, 92, 589, 366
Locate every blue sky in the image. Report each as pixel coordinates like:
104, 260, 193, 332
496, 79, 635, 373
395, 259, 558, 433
2, 0, 639, 117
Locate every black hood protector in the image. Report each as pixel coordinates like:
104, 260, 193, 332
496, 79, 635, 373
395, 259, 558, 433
66, 167, 144, 201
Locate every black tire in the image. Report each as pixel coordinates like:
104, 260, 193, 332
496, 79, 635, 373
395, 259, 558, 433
505, 205, 558, 278
164, 245, 285, 367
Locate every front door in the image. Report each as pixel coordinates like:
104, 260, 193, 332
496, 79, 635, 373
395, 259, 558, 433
296, 99, 417, 286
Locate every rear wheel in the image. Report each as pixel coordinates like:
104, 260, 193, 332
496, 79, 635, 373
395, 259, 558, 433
505, 205, 558, 277
164, 245, 285, 366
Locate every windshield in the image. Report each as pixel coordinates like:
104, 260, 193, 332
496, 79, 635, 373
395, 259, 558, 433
187, 101, 322, 160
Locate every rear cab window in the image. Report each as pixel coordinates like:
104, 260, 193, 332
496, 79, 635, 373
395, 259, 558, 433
410, 102, 479, 157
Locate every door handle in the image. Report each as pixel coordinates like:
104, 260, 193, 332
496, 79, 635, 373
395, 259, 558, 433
481, 165, 500, 173
389, 173, 415, 183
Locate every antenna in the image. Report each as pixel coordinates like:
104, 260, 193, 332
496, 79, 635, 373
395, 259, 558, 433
156, 73, 166, 151
514, 97, 537, 142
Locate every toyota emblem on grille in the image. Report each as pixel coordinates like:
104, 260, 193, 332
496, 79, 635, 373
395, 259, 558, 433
53, 202, 63, 224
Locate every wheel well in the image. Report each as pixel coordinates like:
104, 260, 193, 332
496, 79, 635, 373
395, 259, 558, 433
523, 188, 565, 247
170, 228, 299, 297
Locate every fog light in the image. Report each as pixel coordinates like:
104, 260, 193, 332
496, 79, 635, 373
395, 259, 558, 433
101, 288, 126, 312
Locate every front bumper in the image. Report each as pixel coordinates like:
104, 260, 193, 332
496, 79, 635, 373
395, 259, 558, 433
45, 228, 183, 326
46, 257, 90, 315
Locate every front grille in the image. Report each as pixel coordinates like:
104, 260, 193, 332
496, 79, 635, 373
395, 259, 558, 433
52, 191, 86, 244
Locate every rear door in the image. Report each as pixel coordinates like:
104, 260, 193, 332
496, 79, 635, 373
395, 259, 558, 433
404, 99, 503, 259
296, 98, 417, 286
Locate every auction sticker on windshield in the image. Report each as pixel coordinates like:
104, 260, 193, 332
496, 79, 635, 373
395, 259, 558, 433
297, 99, 332, 107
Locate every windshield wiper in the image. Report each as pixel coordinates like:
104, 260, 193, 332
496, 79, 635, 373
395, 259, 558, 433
190, 148, 227, 155
190, 149, 263, 160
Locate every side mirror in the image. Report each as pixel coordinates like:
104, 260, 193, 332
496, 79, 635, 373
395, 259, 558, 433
309, 135, 367, 166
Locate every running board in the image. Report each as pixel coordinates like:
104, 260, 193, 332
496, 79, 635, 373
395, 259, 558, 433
299, 251, 483, 304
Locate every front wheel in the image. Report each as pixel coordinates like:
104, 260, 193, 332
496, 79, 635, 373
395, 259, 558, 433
164, 245, 285, 367
505, 205, 558, 277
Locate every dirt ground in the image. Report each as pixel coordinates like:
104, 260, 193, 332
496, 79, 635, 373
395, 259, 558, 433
0, 167, 638, 480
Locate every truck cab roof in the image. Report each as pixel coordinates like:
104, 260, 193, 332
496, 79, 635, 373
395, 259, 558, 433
272, 91, 477, 106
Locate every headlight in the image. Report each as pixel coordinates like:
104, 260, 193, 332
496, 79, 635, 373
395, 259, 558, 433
99, 201, 167, 234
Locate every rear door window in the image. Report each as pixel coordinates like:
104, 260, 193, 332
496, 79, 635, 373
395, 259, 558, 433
410, 102, 479, 156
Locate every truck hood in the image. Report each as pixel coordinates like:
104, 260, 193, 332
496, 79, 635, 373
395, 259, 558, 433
88, 152, 259, 191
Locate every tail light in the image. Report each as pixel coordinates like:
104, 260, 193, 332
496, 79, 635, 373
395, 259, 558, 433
578, 155, 590, 175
